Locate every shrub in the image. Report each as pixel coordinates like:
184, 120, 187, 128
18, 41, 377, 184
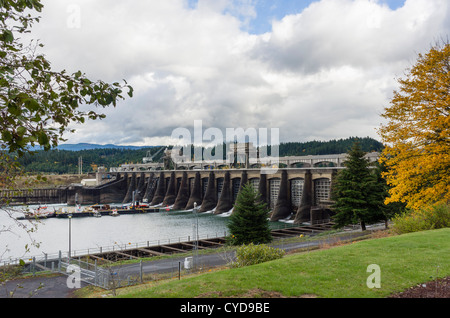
391, 203, 450, 234
229, 243, 285, 268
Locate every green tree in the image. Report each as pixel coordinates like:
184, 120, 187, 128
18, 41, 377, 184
332, 143, 385, 230
373, 162, 406, 229
227, 182, 272, 245
0, 0, 133, 156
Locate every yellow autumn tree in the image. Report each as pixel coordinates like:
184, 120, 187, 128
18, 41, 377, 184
378, 43, 450, 209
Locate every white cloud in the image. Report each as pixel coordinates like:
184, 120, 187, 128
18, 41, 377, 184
253, 0, 449, 72
27, 0, 450, 146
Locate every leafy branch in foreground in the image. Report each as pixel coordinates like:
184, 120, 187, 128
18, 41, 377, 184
0, 0, 133, 156
0, 0, 133, 261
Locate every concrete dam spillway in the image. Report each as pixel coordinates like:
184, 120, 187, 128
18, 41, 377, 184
2, 152, 379, 224
65, 167, 337, 224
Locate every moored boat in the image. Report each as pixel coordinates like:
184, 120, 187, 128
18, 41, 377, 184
17, 206, 56, 220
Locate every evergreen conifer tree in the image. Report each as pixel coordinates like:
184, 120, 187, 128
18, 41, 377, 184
332, 143, 385, 230
228, 182, 272, 245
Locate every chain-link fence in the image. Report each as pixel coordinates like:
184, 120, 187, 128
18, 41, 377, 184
99, 248, 236, 291
5, 243, 235, 290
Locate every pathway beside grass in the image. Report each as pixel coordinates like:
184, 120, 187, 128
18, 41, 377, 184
116, 228, 450, 298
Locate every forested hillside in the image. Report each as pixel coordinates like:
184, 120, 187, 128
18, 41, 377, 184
277, 137, 383, 156
17, 147, 164, 174
15, 137, 383, 174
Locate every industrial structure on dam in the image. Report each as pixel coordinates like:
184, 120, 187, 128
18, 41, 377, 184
1, 143, 379, 224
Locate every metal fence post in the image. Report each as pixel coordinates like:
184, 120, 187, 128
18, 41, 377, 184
94, 260, 98, 286
58, 250, 61, 272
140, 260, 143, 283
32, 257, 36, 276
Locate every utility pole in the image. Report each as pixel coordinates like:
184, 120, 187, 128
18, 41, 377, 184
68, 214, 72, 262
193, 202, 199, 270
78, 156, 83, 175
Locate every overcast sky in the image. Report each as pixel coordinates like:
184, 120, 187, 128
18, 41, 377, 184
28, 0, 450, 146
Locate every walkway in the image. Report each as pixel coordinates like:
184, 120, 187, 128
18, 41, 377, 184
0, 229, 373, 298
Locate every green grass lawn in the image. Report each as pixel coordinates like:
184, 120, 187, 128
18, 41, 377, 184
115, 228, 450, 298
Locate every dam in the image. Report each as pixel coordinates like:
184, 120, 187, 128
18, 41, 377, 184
64, 150, 379, 224
0, 147, 379, 225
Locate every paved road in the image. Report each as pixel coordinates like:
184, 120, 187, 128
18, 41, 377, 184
0, 275, 88, 298
0, 230, 371, 298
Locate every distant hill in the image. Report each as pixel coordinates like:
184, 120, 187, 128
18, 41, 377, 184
56, 143, 149, 151
18, 146, 164, 174
29, 143, 151, 151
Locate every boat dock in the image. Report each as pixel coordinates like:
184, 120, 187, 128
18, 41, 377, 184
67, 222, 335, 263
11, 222, 335, 266
54, 207, 160, 218
16, 205, 164, 220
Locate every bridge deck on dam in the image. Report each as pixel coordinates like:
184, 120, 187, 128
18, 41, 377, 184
115, 152, 379, 171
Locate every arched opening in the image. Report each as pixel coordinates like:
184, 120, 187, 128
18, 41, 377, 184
290, 162, 311, 168
201, 177, 209, 199
232, 178, 241, 203
313, 161, 336, 167
290, 178, 304, 208
249, 177, 260, 193
216, 177, 224, 200
314, 178, 331, 205
188, 177, 195, 197
269, 178, 281, 209
176, 177, 182, 194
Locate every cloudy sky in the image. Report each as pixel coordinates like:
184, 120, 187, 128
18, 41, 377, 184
27, 0, 450, 146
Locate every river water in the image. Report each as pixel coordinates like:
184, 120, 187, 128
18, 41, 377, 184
0, 204, 291, 262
